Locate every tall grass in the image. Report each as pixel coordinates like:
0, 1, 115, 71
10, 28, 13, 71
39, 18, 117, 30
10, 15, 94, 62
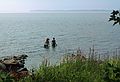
1, 47, 120, 82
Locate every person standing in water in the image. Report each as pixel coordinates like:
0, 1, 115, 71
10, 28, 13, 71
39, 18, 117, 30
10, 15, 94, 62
44, 38, 50, 48
51, 38, 57, 48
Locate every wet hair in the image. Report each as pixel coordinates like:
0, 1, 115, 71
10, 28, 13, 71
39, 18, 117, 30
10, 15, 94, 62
47, 38, 49, 40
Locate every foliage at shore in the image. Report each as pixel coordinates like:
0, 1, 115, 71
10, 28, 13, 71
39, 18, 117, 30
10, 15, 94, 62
1, 49, 120, 82
109, 10, 120, 25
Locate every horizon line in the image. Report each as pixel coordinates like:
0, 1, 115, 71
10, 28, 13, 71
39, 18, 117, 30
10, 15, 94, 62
31, 9, 113, 11
0, 9, 116, 13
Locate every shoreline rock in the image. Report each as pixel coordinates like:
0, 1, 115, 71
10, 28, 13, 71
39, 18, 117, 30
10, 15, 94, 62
0, 54, 31, 79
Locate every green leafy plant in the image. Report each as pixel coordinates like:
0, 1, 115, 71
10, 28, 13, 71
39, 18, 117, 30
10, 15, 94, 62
109, 10, 120, 25
0, 72, 14, 82
103, 60, 120, 82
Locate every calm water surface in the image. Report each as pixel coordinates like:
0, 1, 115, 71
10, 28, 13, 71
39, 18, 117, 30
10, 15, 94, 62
0, 11, 120, 68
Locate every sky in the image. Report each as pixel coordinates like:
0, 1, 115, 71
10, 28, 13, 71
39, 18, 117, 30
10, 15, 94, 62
0, 0, 120, 13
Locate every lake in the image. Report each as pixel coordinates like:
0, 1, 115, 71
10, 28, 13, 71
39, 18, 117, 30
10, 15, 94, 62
0, 10, 120, 68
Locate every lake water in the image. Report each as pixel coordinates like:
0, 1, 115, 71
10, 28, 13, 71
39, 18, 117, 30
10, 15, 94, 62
0, 11, 120, 68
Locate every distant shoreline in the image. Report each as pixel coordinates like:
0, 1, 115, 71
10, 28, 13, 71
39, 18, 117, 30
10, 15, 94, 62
31, 9, 112, 11
30, 10, 112, 13
0, 10, 112, 14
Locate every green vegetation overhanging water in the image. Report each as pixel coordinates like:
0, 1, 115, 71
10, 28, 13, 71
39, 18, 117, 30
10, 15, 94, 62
1, 49, 120, 82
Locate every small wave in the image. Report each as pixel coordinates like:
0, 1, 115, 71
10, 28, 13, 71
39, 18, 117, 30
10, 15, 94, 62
79, 36, 91, 39
58, 34, 65, 37
99, 40, 109, 43
25, 49, 41, 54
0, 48, 5, 51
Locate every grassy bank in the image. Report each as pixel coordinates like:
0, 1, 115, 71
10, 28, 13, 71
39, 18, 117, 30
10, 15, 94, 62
1, 49, 120, 82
